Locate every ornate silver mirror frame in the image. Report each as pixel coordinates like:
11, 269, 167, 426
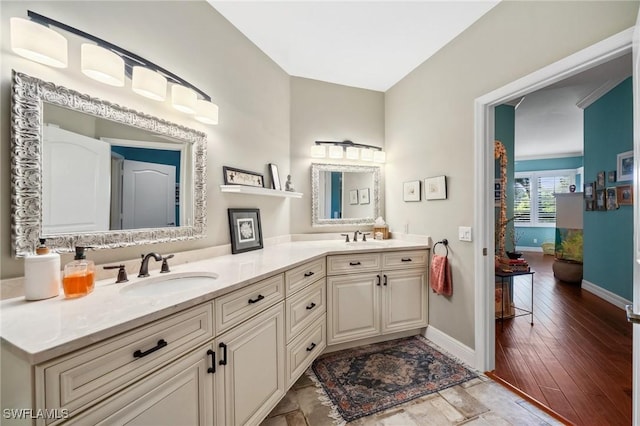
311, 162, 381, 226
11, 70, 207, 256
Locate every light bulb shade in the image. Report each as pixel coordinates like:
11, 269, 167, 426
346, 146, 359, 160
329, 145, 344, 159
360, 148, 374, 161
310, 145, 326, 158
194, 100, 219, 125
171, 85, 197, 113
10, 18, 68, 68
132, 66, 167, 101
373, 150, 386, 163
81, 44, 124, 86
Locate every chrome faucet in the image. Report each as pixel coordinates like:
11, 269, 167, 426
353, 230, 361, 242
138, 252, 162, 277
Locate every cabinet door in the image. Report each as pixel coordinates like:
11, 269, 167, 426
327, 273, 380, 344
381, 269, 428, 333
65, 343, 215, 426
215, 302, 285, 426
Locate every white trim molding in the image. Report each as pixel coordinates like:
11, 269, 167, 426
582, 280, 631, 310
576, 74, 631, 109
474, 27, 633, 372
424, 326, 476, 369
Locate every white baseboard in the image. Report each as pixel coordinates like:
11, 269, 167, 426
516, 246, 542, 253
423, 326, 475, 368
582, 279, 631, 310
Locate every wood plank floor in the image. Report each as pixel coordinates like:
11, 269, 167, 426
493, 252, 633, 426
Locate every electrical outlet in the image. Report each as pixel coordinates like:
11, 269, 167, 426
458, 226, 472, 242
404, 223, 409, 234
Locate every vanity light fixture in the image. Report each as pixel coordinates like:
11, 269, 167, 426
81, 44, 125, 87
10, 17, 68, 68
10, 11, 219, 125
171, 85, 197, 114
131, 66, 167, 101
194, 99, 219, 125
312, 140, 386, 163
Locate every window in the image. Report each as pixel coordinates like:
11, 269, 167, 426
514, 169, 576, 227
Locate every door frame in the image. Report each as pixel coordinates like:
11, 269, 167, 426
473, 28, 633, 372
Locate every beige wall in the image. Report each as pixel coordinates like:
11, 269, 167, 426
289, 77, 385, 234
384, 0, 638, 348
0, 1, 291, 278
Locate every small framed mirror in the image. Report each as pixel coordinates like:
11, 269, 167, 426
10, 71, 207, 256
311, 163, 381, 226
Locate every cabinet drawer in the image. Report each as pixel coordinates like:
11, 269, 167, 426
286, 314, 326, 388
285, 258, 326, 296
37, 302, 214, 423
381, 250, 429, 270
326, 253, 381, 275
285, 278, 326, 342
215, 274, 284, 334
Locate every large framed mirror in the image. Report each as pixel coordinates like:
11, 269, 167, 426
311, 163, 381, 226
11, 71, 207, 256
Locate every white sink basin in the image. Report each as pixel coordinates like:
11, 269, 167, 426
345, 241, 390, 248
119, 271, 219, 296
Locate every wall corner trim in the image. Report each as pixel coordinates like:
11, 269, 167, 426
423, 326, 476, 369
582, 279, 631, 309
576, 74, 631, 109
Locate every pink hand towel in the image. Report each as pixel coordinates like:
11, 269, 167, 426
430, 254, 452, 296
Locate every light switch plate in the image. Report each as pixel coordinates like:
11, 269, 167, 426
458, 226, 472, 242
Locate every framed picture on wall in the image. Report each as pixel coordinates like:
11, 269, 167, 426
495, 179, 501, 206
584, 182, 594, 200
223, 166, 265, 188
617, 150, 634, 182
269, 163, 281, 190
596, 171, 606, 189
617, 184, 633, 206
607, 170, 617, 183
595, 189, 606, 211
403, 180, 421, 202
359, 188, 370, 204
424, 175, 447, 200
606, 187, 618, 210
349, 189, 359, 205
585, 200, 594, 211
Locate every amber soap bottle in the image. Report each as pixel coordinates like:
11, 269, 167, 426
62, 247, 95, 298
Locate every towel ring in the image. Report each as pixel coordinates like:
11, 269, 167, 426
433, 239, 449, 257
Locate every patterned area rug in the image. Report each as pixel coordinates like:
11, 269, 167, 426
310, 336, 477, 423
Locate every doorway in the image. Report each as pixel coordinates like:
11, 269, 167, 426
473, 27, 635, 421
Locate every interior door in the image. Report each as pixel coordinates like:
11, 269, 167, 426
42, 124, 110, 234
631, 7, 640, 424
121, 160, 176, 229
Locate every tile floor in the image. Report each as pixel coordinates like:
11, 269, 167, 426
262, 373, 564, 426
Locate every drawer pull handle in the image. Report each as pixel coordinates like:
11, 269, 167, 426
306, 342, 317, 352
133, 339, 167, 359
383, 274, 388, 286
377, 275, 381, 286
248, 294, 265, 304
349, 261, 361, 266
304, 271, 315, 277
306, 302, 316, 310
207, 349, 216, 374
401, 258, 412, 262
219, 342, 228, 366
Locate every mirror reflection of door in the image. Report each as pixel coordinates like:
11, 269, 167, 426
121, 160, 176, 229
42, 125, 111, 234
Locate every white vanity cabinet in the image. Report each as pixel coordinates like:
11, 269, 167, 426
326, 250, 429, 345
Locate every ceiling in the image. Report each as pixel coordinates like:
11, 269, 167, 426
208, 1, 630, 159
511, 53, 631, 160
208, 1, 500, 91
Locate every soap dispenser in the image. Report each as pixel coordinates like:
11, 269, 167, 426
62, 246, 95, 298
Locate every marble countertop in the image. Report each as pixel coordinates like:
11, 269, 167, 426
0, 239, 429, 365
